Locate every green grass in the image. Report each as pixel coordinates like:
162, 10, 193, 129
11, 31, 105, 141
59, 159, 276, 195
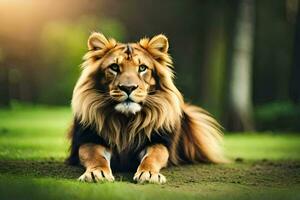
0, 106, 300, 200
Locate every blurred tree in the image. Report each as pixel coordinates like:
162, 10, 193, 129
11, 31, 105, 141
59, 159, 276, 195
291, 0, 300, 103
253, 0, 295, 104
228, 0, 255, 131
200, 1, 228, 119
0, 50, 10, 107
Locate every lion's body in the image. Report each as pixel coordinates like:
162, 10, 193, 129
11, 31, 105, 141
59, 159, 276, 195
67, 103, 224, 169
67, 33, 226, 183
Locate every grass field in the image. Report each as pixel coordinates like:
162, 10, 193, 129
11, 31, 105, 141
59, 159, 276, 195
0, 105, 300, 200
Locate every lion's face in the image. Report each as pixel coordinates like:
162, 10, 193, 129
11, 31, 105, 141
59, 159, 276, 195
80, 33, 174, 115
101, 44, 156, 114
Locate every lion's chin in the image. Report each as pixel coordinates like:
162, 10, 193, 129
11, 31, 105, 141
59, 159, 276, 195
115, 101, 142, 115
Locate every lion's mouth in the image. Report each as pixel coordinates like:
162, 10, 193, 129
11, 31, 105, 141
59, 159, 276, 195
114, 99, 142, 115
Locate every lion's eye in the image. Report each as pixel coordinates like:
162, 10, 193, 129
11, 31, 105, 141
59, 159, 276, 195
138, 64, 148, 73
109, 63, 120, 72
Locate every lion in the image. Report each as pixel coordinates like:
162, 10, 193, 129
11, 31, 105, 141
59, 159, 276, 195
66, 32, 227, 184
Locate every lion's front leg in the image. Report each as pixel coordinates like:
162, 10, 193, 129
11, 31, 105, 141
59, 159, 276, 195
134, 144, 169, 184
78, 143, 114, 182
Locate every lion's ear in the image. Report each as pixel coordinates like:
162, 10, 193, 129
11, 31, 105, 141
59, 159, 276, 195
148, 34, 169, 53
139, 34, 172, 65
139, 34, 169, 53
87, 32, 116, 51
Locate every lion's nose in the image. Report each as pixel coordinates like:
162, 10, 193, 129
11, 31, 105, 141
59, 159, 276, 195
118, 84, 138, 95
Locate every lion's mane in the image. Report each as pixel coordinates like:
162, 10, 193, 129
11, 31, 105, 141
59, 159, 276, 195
69, 34, 226, 165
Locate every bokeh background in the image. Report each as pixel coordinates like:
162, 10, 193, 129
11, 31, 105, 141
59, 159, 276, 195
0, 0, 299, 132
1, 1, 300, 199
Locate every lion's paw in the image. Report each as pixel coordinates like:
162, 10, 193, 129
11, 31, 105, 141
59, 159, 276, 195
133, 170, 166, 184
78, 168, 114, 183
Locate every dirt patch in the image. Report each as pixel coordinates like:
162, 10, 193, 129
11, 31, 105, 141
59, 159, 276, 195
0, 159, 299, 189
164, 160, 300, 190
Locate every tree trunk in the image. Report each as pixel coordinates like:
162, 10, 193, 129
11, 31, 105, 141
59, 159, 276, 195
0, 62, 10, 108
290, 0, 300, 103
228, 0, 255, 131
200, 4, 227, 119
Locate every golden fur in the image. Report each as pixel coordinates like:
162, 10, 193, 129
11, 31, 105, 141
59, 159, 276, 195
133, 144, 169, 183
78, 144, 114, 182
71, 32, 226, 166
